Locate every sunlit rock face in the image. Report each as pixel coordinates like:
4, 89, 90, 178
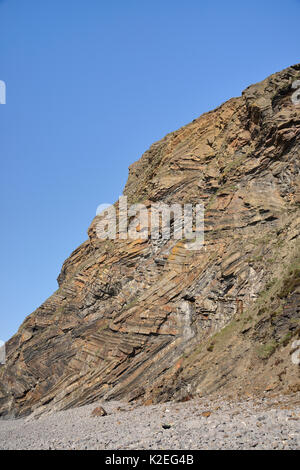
1, 64, 300, 417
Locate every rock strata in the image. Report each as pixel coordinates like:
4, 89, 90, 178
0, 64, 300, 417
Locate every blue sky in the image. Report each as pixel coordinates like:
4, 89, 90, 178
0, 0, 299, 341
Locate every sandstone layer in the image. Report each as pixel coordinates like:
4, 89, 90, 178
1, 64, 300, 417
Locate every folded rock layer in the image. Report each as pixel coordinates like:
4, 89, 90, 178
1, 64, 300, 417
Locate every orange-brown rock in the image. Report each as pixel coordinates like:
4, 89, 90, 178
0, 64, 300, 417
91, 406, 107, 417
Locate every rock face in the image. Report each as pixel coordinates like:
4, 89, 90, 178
1, 64, 300, 417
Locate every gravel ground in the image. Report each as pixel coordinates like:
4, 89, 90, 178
0, 393, 299, 450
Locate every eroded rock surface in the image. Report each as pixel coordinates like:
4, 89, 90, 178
1, 64, 300, 417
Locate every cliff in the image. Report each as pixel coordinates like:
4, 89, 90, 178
1, 64, 300, 417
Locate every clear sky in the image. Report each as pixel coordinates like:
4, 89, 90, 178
0, 0, 299, 341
